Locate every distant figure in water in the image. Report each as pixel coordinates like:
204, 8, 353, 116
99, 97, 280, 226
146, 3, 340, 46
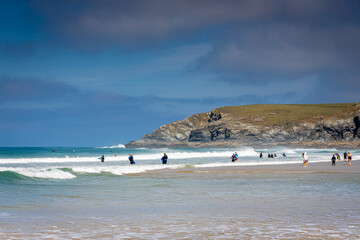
53, 150, 55, 152
334, 152, 340, 161
100, 155, 105, 162
234, 152, 238, 160
129, 154, 135, 165
161, 153, 168, 164
231, 154, 237, 162
268, 153, 271, 158
344, 151, 348, 161
347, 152, 352, 166
303, 152, 309, 166
331, 154, 336, 165
282, 153, 286, 157
270, 153, 274, 158
274, 153, 277, 157
260, 152, 263, 158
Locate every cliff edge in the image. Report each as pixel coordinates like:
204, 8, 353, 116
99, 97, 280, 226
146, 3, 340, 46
126, 103, 360, 148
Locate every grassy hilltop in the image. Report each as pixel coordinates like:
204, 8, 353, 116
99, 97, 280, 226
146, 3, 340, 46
216, 103, 356, 126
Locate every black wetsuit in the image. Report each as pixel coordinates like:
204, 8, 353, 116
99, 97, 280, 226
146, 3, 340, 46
331, 156, 336, 165
129, 155, 135, 164
101, 156, 105, 162
162, 155, 168, 164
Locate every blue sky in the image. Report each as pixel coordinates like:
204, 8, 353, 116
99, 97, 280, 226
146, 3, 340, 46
1, 0, 360, 147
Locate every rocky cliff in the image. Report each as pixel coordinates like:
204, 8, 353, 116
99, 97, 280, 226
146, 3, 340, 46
126, 103, 360, 148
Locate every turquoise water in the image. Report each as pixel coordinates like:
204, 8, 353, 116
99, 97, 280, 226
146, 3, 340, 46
1, 147, 359, 238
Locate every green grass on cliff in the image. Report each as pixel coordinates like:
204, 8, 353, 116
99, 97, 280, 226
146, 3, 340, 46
216, 103, 357, 126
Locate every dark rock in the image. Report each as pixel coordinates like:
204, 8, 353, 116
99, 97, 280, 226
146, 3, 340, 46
126, 104, 360, 148
208, 111, 222, 123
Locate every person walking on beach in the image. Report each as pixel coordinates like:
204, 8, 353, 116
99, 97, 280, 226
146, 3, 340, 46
331, 154, 336, 165
129, 154, 135, 165
344, 151, 348, 161
347, 152, 352, 166
161, 153, 168, 164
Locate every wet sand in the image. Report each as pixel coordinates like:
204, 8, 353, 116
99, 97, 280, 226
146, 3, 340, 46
142, 160, 360, 176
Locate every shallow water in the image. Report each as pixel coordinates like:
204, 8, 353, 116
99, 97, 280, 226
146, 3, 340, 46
0, 147, 359, 239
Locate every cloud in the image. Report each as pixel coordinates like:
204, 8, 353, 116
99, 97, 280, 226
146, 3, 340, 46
30, 0, 359, 49
0, 77, 78, 103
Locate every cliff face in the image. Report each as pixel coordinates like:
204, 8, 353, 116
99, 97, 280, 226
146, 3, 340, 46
126, 103, 360, 148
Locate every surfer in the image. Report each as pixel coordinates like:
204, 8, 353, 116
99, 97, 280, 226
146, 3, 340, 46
129, 154, 135, 165
100, 155, 105, 162
230, 154, 237, 162
347, 152, 352, 166
161, 153, 168, 164
282, 153, 286, 157
344, 151, 348, 161
274, 153, 277, 157
331, 154, 336, 165
268, 153, 271, 158
260, 152, 263, 158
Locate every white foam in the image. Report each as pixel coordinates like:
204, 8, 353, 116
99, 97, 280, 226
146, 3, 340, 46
97, 144, 126, 149
0, 148, 258, 164
0, 167, 76, 179
71, 164, 183, 175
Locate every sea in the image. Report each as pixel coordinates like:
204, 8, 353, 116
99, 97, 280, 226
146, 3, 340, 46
0, 146, 359, 239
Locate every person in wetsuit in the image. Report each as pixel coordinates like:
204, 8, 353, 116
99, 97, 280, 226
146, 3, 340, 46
260, 152, 263, 158
282, 153, 286, 157
129, 154, 135, 164
100, 155, 105, 162
161, 153, 168, 164
331, 154, 336, 165
231, 154, 237, 162
344, 151, 348, 161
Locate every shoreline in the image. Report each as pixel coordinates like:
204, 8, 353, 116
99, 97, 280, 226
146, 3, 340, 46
140, 159, 360, 176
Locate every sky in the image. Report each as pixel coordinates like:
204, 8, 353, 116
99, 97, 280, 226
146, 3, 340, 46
0, 0, 360, 147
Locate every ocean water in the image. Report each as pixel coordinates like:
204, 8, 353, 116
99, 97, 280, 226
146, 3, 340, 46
0, 146, 359, 239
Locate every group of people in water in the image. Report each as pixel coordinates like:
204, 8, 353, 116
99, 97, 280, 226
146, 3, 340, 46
99, 150, 354, 167
259, 152, 286, 158
99, 153, 169, 165
331, 151, 353, 166
303, 151, 353, 167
